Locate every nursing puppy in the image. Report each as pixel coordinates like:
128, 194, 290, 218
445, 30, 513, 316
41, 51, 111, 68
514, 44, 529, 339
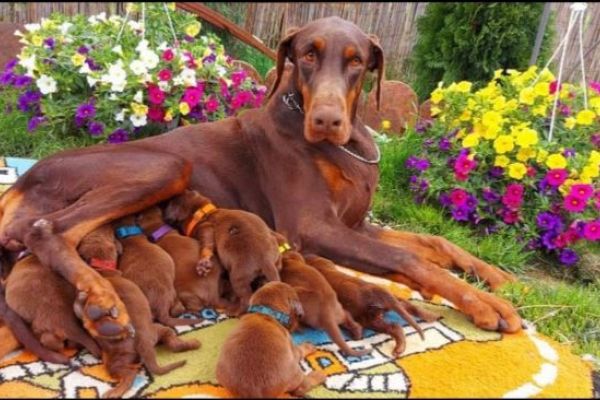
5, 226, 101, 358
305, 255, 440, 356
113, 216, 201, 326
97, 270, 200, 399
280, 251, 370, 357
165, 190, 282, 315
136, 206, 237, 314
216, 281, 325, 398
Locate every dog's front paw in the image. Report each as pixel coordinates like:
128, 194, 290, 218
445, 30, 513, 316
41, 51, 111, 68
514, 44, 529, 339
73, 276, 134, 340
195, 257, 213, 276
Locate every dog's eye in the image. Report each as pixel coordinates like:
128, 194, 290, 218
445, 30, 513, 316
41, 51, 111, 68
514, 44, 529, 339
350, 57, 362, 67
304, 51, 316, 63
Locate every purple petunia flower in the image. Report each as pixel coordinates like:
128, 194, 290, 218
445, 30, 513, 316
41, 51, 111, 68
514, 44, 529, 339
536, 212, 563, 231
482, 188, 500, 203
0, 69, 14, 85
563, 148, 576, 158
27, 116, 45, 132
465, 194, 478, 211
416, 159, 430, 171
17, 90, 41, 112
13, 75, 33, 88
107, 128, 129, 144
43, 37, 55, 50
77, 45, 89, 54
451, 206, 470, 221
489, 166, 504, 178
559, 248, 579, 266
439, 193, 452, 207
592, 133, 600, 148
76, 103, 96, 120
438, 137, 451, 151
203, 53, 216, 64
87, 121, 104, 136
5, 58, 18, 70
541, 231, 558, 250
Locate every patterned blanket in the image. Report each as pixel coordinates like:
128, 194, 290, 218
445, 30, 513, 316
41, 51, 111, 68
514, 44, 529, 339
0, 157, 594, 398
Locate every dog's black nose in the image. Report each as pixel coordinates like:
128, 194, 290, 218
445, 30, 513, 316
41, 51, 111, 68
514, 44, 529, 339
311, 104, 343, 134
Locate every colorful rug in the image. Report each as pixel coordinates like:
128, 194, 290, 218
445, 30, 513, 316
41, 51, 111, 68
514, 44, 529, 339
0, 157, 595, 398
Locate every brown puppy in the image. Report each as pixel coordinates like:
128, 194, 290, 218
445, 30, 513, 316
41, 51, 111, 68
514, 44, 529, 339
97, 270, 200, 399
305, 255, 440, 356
136, 206, 237, 314
5, 253, 100, 358
113, 215, 201, 326
216, 281, 325, 398
280, 250, 370, 357
165, 190, 282, 315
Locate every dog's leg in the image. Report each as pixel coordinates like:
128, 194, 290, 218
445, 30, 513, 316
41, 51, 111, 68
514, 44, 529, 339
195, 221, 215, 276
322, 315, 371, 357
341, 310, 363, 340
289, 369, 327, 397
367, 314, 407, 357
299, 220, 522, 333
136, 331, 186, 375
154, 323, 200, 352
362, 223, 515, 290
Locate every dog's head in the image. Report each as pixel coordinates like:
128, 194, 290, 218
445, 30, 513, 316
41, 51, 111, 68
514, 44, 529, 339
270, 16, 384, 146
78, 224, 122, 263
135, 206, 164, 231
163, 189, 212, 225
249, 281, 304, 330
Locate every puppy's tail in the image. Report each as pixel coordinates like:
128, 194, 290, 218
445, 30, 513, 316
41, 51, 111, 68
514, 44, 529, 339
141, 350, 186, 376
323, 317, 371, 357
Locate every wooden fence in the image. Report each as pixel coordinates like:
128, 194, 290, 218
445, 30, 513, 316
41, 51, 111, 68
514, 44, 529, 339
1, 2, 599, 82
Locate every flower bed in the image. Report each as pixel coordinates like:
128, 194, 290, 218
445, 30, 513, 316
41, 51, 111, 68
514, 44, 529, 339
407, 67, 599, 266
0, 3, 266, 143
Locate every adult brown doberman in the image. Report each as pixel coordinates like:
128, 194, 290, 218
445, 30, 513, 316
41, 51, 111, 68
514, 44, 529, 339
0, 16, 521, 342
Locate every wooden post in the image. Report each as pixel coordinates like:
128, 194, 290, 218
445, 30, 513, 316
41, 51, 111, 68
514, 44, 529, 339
530, 2, 552, 66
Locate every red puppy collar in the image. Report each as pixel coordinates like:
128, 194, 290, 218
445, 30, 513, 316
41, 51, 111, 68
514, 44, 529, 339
90, 258, 117, 271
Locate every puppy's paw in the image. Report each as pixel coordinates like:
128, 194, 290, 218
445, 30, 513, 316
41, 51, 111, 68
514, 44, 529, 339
195, 257, 213, 276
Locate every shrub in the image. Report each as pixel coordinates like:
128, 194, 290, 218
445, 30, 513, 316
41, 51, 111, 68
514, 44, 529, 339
410, 3, 554, 101
0, 3, 267, 144
407, 67, 600, 267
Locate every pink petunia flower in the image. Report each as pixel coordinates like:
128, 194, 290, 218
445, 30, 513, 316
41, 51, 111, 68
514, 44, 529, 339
205, 96, 219, 113
148, 85, 166, 105
158, 69, 172, 81
563, 195, 587, 213
569, 184, 594, 200
549, 80, 562, 95
583, 220, 600, 241
148, 106, 165, 122
182, 87, 203, 108
503, 209, 520, 224
590, 80, 600, 94
450, 188, 468, 206
546, 169, 568, 187
162, 49, 174, 62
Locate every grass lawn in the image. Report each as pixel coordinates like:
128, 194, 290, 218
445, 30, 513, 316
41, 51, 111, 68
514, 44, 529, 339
0, 92, 598, 368
374, 132, 600, 366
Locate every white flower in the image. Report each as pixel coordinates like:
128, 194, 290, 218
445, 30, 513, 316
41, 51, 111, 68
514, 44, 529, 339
140, 50, 159, 70
79, 63, 92, 75
89, 12, 106, 25
128, 20, 143, 32
109, 15, 122, 25
13, 29, 24, 37
109, 94, 118, 101
111, 45, 123, 56
40, 18, 52, 29
133, 90, 143, 103
172, 75, 184, 86
59, 22, 72, 35
18, 54, 36, 77
111, 79, 126, 93
36, 75, 57, 95
158, 81, 171, 92
139, 72, 153, 84
88, 16, 99, 26
24, 23, 41, 32
179, 68, 196, 87
130, 114, 147, 127
115, 109, 126, 122
157, 42, 169, 52
108, 62, 127, 82
216, 65, 227, 77
87, 76, 98, 87
97, 12, 107, 21
129, 60, 147, 76
135, 39, 149, 53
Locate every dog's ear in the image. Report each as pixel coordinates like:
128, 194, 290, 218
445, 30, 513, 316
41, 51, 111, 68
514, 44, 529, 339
164, 197, 188, 224
291, 299, 304, 320
367, 34, 384, 111
113, 237, 123, 256
269, 26, 300, 99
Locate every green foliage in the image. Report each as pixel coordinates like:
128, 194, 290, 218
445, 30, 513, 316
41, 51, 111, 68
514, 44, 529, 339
410, 3, 555, 101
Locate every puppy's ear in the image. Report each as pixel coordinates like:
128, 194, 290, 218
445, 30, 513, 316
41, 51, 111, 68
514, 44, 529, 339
269, 26, 300, 99
367, 34, 384, 111
114, 238, 123, 256
164, 197, 189, 224
291, 298, 304, 320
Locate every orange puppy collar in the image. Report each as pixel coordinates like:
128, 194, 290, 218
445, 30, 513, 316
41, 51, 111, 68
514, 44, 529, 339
185, 203, 217, 236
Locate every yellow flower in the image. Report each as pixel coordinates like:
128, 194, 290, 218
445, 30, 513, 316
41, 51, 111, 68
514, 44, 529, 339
482, 110, 502, 127
492, 96, 506, 111
590, 97, 600, 114
466, 98, 477, 110
167, 2, 176, 11
493, 135, 514, 154
430, 88, 444, 104
533, 82, 549, 97
532, 104, 547, 116
381, 119, 391, 130
459, 109, 472, 121
494, 155, 510, 167
505, 99, 519, 111
539, 68, 555, 82
575, 109, 596, 126
545, 153, 567, 169
508, 162, 527, 180
493, 69, 504, 80
130, 102, 148, 116
456, 128, 466, 139
430, 106, 441, 116
71, 53, 86, 67
483, 124, 500, 140
179, 102, 190, 115
164, 110, 173, 122
185, 21, 201, 38
456, 81, 472, 93
536, 149, 548, 163
31, 35, 43, 47
590, 150, 600, 165
462, 133, 480, 148
516, 147, 536, 162
564, 117, 576, 130
582, 164, 599, 178
559, 179, 577, 196
515, 128, 538, 148
519, 87, 535, 105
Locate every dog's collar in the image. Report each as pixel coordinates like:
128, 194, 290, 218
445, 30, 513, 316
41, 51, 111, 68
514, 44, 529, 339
282, 91, 381, 165
115, 225, 144, 239
185, 203, 218, 237
150, 224, 173, 242
90, 258, 117, 271
278, 242, 291, 254
247, 304, 291, 328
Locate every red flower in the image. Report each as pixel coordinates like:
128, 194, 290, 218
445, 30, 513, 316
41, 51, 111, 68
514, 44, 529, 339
148, 106, 165, 122
549, 80, 562, 95
502, 209, 520, 224
526, 166, 536, 177
162, 49, 174, 62
158, 69, 172, 81
148, 85, 165, 105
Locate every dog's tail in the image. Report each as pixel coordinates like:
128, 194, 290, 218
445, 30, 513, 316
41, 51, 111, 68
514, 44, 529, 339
323, 316, 371, 357
140, 346, 186, 376
102, 368, 137, 399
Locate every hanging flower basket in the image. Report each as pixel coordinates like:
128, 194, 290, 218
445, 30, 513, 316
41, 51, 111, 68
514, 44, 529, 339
0, 2, 267, 143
